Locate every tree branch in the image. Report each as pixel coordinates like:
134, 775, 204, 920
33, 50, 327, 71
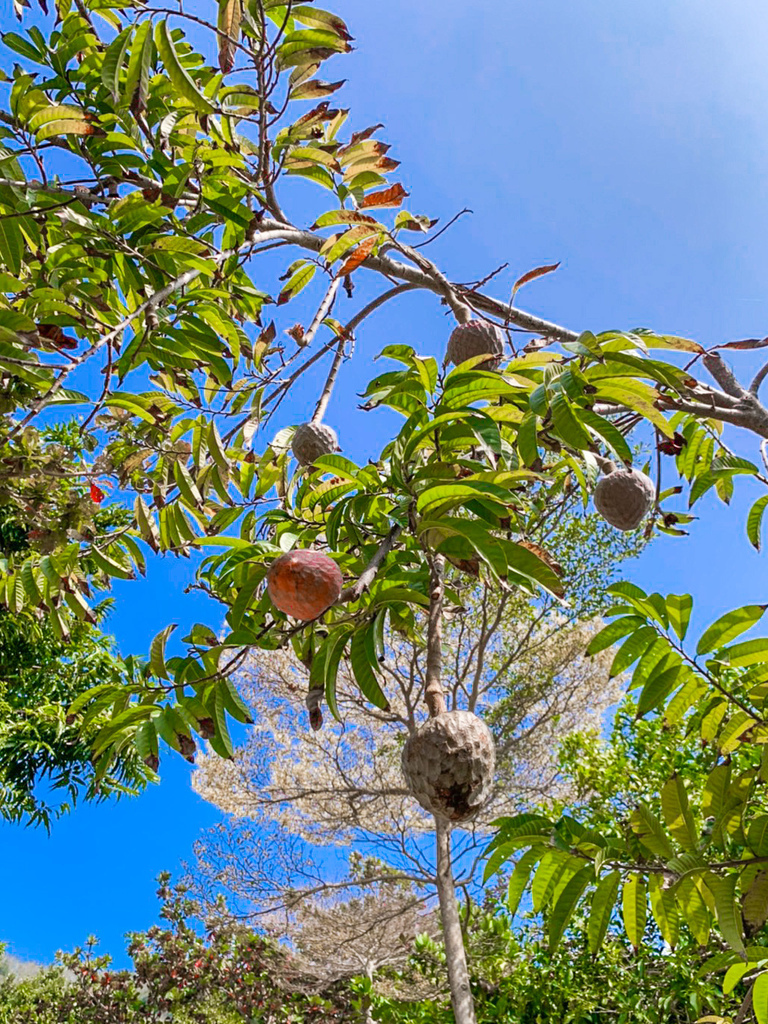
339, 524, 403, 603
751, 361, 768, 396
703, 351, 749, 399
311, 336, 345, 425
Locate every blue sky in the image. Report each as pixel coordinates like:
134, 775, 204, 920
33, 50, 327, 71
3, 0, 768, 966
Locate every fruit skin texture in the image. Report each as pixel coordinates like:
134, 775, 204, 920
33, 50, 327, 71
266, 550, 343, 620
593, 466, 655, 531
402, 710, 496, 822
445, 319, 504, 369
292, 422, 339, 466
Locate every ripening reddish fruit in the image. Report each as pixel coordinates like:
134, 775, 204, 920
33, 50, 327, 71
266, 550, 343, 620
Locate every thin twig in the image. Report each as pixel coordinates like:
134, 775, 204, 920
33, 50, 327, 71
412, 208, 472, 249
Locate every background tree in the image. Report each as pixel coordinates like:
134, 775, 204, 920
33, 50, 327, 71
0, 875, 349, 1023
0, 435, 152, 826
190, 506, 634, 917
0, 603, 153, 828
488, 589, 768, 1020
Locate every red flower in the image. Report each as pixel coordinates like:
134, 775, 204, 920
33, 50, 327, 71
90, 482, 105, 504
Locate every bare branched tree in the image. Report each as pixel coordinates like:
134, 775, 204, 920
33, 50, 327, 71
189, 509, 634, 996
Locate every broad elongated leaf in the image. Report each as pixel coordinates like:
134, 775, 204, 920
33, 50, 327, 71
549, 866, 593, 950
706, 873, 745, 955
506, 848, 542, 918
588, 870, 620, 953
218, 0, 242, 73
155, 20, 215, 114
150, 624, 177, 679
622, 875, 647, 948
748, 495, 768, 551
349, 618, 388, 709
661, 775, 697, 851
648, 874, 680, 948
666, 593, 693, 641
753, 973, 768, 1024
697, 605, 768, 655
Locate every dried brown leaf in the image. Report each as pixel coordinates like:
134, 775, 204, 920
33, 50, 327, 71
349, 123, 384, 146
218, 0, 242, 74
718, 337, 768, 351
337, 235, 377, 276
511, 262, 561, 303
360, 183, 409, 209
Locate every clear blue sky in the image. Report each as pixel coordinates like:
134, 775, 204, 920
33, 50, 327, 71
3, 0, 768, 966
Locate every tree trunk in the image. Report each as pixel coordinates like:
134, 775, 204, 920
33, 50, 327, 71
363, 959, 375, 1024
435, 816, 477, 1024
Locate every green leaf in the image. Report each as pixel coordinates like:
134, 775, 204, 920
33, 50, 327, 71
707, 872, 745, 956
90, 546, 135, 581
277, 262, 316, 304
748, 816, 768, 857
150, 624, 177, 679
550, 392, 593, 450
134, 720, 159, 765
517, 411, 539, 467
588, 871, 620, 953
610, 625, 658, 677
155, 20, 215, 114
549, 866, 594, 950
501, 539, 565, 598
629, 805, 675, 859
532, 851, 570, 911
636, 663, 683, 721
697, 605, 768, 655
720, 637, 768, 668
0, 217, 22, 276
349, 619, 388, 709
743, 871, 768, 934
121, 20, 152, 110
674, 877, 711, 946
666, 593, 693, 641
753, 972, 768, 1024
701, 762, 732, 821
506, 849, 542, 918
622, 875, 647, 948
719, 711, 757, 754
101, 26, 132, 99
579, 407, 633, 465
218, 676, 253, 725
748, 495, 768, 551
586, 616, 646, 655
210, 684, 234, 759
661, 775, 697, 851
648, 874, 680, 948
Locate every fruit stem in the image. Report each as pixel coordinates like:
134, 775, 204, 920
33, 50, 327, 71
424, 555, 447, 718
